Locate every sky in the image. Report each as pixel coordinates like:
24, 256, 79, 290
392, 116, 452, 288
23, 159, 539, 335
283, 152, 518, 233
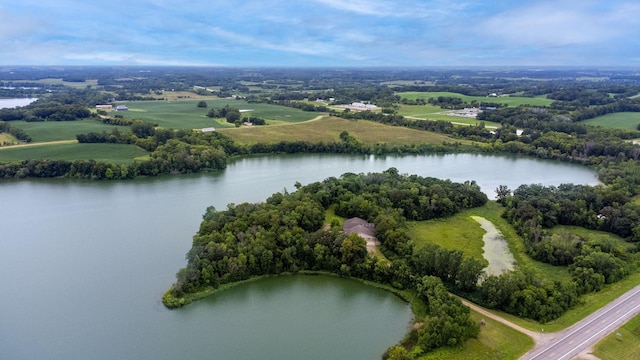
1, 0, 639, 67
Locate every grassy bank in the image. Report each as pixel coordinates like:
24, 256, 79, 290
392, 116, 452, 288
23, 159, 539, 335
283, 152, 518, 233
594, 313, 640, 360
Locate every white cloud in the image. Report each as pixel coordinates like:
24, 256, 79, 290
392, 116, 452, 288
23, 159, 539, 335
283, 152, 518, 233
209, 27, 334, 56
480, 1, 640, 48
0, 10, 43, 41
312, 0, 470, 18
63, 52, 216, 66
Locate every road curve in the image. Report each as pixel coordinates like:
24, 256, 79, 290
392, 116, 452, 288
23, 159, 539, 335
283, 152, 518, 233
520, 284, 640, 360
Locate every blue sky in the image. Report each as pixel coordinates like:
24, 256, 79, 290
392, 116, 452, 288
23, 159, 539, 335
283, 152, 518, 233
1, 0, 638, 67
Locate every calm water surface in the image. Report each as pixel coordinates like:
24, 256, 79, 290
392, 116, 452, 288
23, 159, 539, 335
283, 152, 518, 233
0, 153, 599, 359
0, 98, 38, 109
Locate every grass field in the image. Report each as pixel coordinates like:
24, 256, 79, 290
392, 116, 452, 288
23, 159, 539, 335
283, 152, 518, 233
396, 91, 554, 107
408, 213, 488, 263
0, 143, 148, 164
418, 310, 534, 360
218, 115, 475, 146
114, 100, 319, 129
9, 120, 131, 142
582, 112, 640, 130
0, 133, 17, 145
594, 313, 640, 360
550, 225, 635, 252
397, 104, 502, 127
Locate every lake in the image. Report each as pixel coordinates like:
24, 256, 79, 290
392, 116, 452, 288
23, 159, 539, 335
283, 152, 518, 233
0, 153, 599, 359
0, 98, 38, 109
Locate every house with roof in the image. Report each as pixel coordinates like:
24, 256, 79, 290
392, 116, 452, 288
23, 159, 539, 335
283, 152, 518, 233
343, 217, 381, 252
115, 105, 128, 111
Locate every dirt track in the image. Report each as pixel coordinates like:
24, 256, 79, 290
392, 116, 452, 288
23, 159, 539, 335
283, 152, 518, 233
0, 139, 78, 150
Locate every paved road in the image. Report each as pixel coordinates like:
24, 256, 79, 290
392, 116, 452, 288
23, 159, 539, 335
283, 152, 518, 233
520, 284, 640, 360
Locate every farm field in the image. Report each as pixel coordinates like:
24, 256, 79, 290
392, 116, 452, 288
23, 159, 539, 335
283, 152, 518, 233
397, 91, 554, 107
397, 104, 501, 127
3, 78, 99, 89
9, 120, 131, 142
0, 143, 148, 164
594, 313, 640, 360
114, 100, 319, 129
218, 115, 475, 146
582, 112, 640, 129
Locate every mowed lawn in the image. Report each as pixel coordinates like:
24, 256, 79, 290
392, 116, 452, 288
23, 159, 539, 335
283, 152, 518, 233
396, 91, 554, 107
218, 115, 474, 146
582, 112, 640, 129
9, 120, 131, 142
595, 313, 640, 360
0, 143, 148, 164
114, 100, 319, 129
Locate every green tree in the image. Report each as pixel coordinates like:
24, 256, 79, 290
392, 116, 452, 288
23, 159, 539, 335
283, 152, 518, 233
197, 100, 208, 108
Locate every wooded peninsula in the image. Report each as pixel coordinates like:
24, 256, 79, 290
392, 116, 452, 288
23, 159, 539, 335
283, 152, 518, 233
2, 66, 640, 359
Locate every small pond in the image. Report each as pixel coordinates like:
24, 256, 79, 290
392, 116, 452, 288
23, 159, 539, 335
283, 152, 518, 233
472, 216, 516, 276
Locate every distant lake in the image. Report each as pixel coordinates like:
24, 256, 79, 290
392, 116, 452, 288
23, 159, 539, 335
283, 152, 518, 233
0, 98, 38, 109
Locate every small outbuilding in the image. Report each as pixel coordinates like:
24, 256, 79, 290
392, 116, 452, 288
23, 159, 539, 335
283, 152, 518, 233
115, 105, 128, 111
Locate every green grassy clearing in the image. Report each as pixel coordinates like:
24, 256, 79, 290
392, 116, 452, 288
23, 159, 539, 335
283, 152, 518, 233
219, 115, 474, 146
550, 225, 635, 251
114, 100, 319, 129
582, 112, 640, 130
408, 213, 487, 263
0, 143, 148, 164
418, 310, 534, 360
396, 91, 554, 107
594, 313, 640, 360
9, 120, 131, 142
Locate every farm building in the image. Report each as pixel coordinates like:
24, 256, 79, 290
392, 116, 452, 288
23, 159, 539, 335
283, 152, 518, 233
95, 104, 113, 109
351, 102, 377, 110
115, 105, 128, 111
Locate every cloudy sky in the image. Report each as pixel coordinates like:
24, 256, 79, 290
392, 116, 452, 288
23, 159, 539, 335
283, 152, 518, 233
1, 0, 638, 67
